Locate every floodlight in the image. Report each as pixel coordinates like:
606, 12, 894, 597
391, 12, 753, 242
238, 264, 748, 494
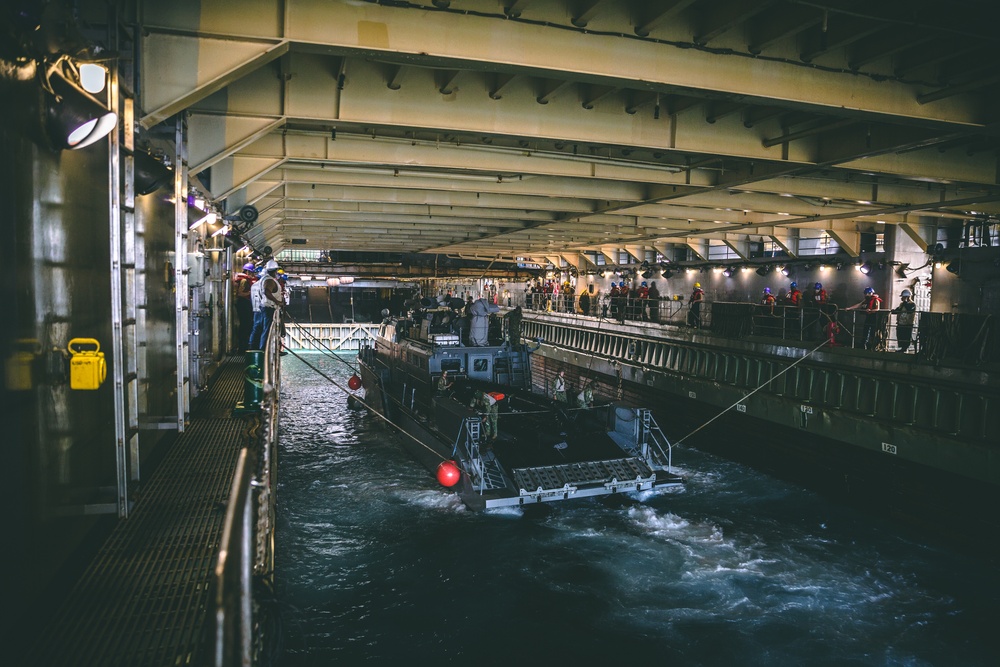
41, 57, 117, 150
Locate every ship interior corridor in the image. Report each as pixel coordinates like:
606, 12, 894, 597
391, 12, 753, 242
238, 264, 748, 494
14, 357, 253, 666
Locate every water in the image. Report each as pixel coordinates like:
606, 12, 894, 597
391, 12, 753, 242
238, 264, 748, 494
275, 355, 996, 665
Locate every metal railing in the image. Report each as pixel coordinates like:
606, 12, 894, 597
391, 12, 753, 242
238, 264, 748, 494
506, 292, 942, 356
284, 323, 378, 351
213, 311, 282, 666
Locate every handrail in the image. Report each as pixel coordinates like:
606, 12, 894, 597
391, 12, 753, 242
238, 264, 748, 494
212, 310, 283, 666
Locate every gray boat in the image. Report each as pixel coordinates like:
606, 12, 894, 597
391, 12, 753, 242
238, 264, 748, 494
357, 305, 683, 510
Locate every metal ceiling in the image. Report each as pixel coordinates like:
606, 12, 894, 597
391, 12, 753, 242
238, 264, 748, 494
138, 0, 1000, 266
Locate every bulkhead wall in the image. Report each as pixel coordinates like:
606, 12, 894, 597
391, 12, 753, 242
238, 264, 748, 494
1, 124, 182, 641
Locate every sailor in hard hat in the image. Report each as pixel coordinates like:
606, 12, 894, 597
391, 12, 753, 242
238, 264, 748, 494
687, 282, 705, 328
234, 262, 257, 351
248, 259, 284, 350
846, 286, 882, 350
891, 288, 917, 352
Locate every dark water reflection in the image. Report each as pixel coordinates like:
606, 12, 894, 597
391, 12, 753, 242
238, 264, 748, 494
276, 355, 995, 666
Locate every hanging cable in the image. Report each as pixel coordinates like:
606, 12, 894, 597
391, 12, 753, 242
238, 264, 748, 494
674, 339, 830, 446
282, 310, 362, 374
282, 346, 452, 464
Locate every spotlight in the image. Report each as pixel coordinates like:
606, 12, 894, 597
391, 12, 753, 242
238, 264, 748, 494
663, 269, 673, 279
858, 261, 872, 275
722, 266, 735, 278
641, 270, 653, 279
40, 57, 117, 150
945, 261, 960, 275
779, 266, 790, 276
755, 265, 771, 277
134, 150, 172, 195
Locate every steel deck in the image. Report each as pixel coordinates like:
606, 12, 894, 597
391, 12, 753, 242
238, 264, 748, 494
22, 356, 251, 667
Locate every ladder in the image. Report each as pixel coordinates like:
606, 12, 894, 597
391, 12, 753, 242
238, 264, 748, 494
453, 417, 506, 492
639, 409, 673, 471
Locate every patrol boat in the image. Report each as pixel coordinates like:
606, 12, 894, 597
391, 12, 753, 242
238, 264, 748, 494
357, 306, 683, 510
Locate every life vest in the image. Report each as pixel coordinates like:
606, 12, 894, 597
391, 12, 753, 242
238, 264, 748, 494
488, 392, 505, 402
813, 289, 827, 304
865, 294, 881, 311
786, 289, 801, 305
762, 294, 775, 306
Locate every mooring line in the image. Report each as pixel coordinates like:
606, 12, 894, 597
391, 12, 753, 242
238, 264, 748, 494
674, 339, 830, 447
282, 311, 363, 374
282, 346, 450, 464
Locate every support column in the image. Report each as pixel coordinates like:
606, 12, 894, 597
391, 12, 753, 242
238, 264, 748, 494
175, 117, 191, 430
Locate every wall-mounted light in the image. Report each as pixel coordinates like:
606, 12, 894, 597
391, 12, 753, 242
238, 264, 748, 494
779, 265, 790, 276
40, 56, 117, 150
857, 261, 872, 275
722, 266, 735, 277
755, 265, 771, 277
134, 150, 172, 195
945, 261, 960, 276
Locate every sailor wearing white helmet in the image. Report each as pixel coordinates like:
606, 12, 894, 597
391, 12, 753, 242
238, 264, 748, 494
249, 259, 284, 350
891, 288, 917, 353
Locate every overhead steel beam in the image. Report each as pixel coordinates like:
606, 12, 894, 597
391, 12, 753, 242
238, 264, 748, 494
634, 0, 699, 37
141, 0, 993, 128
827, 229, 861, 257
140, 34, 288, 127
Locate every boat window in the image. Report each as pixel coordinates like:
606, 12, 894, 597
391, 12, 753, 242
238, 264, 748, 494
473, 358, 489, 373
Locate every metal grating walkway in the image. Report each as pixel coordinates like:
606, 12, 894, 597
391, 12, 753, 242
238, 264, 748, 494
22, 356, 252, 667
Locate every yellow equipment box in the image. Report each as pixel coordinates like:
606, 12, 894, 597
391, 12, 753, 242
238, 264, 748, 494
68, 338, 107, 390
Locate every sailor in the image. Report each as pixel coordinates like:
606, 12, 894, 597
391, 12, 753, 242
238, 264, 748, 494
435, 370, 454, 396
761, 287, 775, 308
785, 281, 802, 307
846, 286, 882, 350
811, 282, 828, 305
687, 282, 704, 328
469, 389, 498, 443
576, 380, 595, 408
646, 281, 660, 322
891, 288, 917, 352
503, 305, 523, 349
233, 262, 256, 351
248, 259, 284, 350
608, 282, 621, 320
553, 370, 567, 403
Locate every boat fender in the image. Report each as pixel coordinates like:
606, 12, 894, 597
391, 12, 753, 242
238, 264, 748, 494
436, 460, 461, 487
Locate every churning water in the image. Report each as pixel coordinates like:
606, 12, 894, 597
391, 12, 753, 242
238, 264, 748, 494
275, 355, 995, 665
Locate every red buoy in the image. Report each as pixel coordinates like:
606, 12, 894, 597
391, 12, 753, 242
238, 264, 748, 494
436, 460, 461, 487
348, 374, 362, 390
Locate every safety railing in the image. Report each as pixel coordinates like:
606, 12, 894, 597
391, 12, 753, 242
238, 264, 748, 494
284, 322, 378, 351
212, 311, 282, 666
508, 293, 944, 356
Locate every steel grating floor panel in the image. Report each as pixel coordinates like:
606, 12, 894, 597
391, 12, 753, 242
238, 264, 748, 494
23, 355, 253, 667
